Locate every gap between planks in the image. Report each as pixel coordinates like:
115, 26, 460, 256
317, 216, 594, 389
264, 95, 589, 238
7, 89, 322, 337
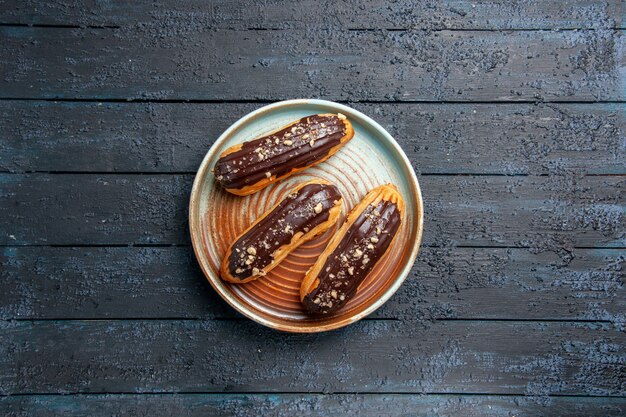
1, 97, 625, 104
0, 23, 624, 31
1, 171, 624, 177
1, 244, 624, 250
0, 23, 119, 29
1, 391, 624, 398
1, 318, 617, 325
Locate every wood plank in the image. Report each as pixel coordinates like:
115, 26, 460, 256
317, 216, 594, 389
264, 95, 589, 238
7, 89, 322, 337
1, 320, 624, 395
1, 247, 624, 324
1, 101, 624, 175
1, 27, 623, 101
1, 393, 625, 417
0, 174, 623, 247
0, 246, 230, 320
0, 0, 623, 30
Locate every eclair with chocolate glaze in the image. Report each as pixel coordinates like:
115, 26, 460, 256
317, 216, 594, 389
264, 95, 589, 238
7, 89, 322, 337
300, 184, 403, 315
221, 179, 343, 284
213, 114, 354, 196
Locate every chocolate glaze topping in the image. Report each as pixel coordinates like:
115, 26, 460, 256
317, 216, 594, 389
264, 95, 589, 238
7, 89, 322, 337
213, 115, 347, 190
302, 199, 401, 314
228, 183, 341, 280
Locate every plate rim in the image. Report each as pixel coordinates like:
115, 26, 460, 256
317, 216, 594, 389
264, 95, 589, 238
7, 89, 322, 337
189, 99, 424, 333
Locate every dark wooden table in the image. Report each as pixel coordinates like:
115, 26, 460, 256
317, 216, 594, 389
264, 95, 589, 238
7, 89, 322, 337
1, 1, 625, 416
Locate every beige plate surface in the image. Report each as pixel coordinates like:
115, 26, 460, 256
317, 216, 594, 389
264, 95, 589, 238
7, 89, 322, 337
189, 99, 423, 333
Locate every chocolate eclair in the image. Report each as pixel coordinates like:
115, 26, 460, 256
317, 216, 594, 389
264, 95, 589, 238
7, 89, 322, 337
221, 179, 343, 284
300, 184, 403, 314
213, 114, 354, 196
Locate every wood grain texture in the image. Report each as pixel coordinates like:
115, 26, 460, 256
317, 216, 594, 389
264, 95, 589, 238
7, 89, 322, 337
1, 27, 623, 101
1, 320, 624, 395
1, 247, 623, 325
1, 393, 625, 417
1, 101, 624, 175
1, 174, 622, 247
0, 0, 623, 30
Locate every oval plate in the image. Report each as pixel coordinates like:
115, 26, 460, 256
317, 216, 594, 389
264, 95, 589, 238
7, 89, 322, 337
190, 99, 423, 333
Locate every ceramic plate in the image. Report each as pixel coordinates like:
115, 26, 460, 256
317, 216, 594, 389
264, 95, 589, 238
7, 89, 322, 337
189, 99, 423, 332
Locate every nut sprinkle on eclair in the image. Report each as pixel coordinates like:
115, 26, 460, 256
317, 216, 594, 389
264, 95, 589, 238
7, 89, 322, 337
213, 114, 354, 196
300, 184, 403, 314
220, 179, 343, 284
